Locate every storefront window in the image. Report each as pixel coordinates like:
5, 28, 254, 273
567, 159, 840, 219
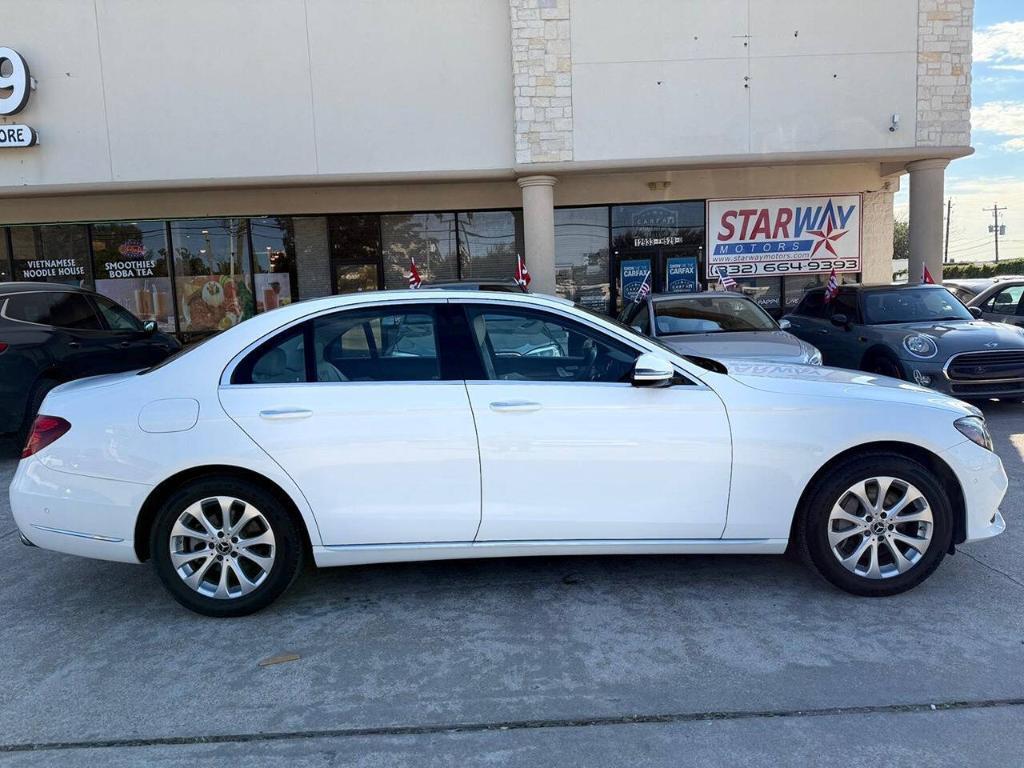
554, 207, 611, 313
250, 217, 298, 312
381, 213, 458, 289
10, 224, 91, 287
170, 218, 254, 334
457, 211, 523, 283
0, 230, 10, 282
91, 221, 174, 331
611, 202, 704, 310
783, 272, 859, 311
329, 214, 382, 294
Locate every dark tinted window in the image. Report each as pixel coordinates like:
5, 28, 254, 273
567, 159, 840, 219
982, 285, 1024, 315
5, 291, 102, 329
465, 305, 638, 383
829, 291, 859, 321
314, 307, 440, 382
794, 290, 827, 319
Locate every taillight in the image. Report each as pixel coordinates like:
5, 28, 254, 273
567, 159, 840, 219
21, 415, 71, 458
0, 342, 8, 353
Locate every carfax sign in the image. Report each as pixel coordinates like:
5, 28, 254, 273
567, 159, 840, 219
706, 195, 862, 278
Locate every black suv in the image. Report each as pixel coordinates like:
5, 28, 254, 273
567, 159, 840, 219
1, 283, 180, 448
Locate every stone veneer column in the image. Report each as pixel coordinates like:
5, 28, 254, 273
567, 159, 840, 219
907, 159, 949, 284
509, 0, 573, 164
860, 183, 899, 285
916, 0, 972, 147
518, 175, 557, 295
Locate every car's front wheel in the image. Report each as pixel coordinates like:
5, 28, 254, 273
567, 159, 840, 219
150, 477, 304, 617
798, 453, 953, 596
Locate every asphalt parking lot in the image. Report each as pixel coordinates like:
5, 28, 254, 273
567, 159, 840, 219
2, 406, 1024, 767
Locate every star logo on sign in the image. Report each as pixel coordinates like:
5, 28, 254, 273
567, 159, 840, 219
807, 216, 848, 257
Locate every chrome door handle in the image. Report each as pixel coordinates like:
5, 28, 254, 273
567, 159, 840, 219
259, 408, 313, 420
489, 400, 541, 413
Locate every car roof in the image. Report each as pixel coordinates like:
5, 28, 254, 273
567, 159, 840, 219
0, 281, 92, 295
805, 283, 947, 294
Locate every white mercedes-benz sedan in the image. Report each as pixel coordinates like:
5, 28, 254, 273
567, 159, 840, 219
9, 290, 1007, 616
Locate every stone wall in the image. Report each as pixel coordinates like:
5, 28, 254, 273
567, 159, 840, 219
293, 216, 331, 299
916, 0, 973, 147
860, 183, 899, 284
509, 0, 573, 164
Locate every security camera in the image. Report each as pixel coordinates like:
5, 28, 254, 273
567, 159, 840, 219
889, 113, 900, 133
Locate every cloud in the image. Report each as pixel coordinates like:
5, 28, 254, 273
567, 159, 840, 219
972, 101, 1024, 151
974, 21, 1024, 64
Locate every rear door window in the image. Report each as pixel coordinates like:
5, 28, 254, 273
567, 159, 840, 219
5, 291, 103, 329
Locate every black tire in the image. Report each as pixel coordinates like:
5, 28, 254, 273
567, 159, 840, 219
150, 477, 304, 617
10, 378, 60, 457
864, 353, 903, 380
796, 452, 953, 596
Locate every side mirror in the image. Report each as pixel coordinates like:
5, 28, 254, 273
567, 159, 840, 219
632, 352, 674, 388
778, 318, 792, 330
969, 306, 983, 319
830, 313, 850, 329
143, 320, 158, 335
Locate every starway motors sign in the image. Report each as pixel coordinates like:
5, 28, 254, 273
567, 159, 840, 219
706, 195, 862, 278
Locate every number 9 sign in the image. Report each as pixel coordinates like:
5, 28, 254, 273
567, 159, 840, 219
0, 48, 32, 116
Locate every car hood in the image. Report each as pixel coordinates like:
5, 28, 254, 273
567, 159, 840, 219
659, 330, 808, 360
723, 360, 976, 416
883, 319, 1024, 353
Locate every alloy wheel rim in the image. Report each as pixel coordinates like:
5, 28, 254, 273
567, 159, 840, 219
169, 496, 276, 599
827, 476, 933, 579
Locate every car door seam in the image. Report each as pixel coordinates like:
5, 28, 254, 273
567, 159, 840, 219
463, 380, 486, 542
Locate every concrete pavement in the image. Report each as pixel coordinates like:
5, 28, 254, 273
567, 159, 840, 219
2, 404, 1023, 766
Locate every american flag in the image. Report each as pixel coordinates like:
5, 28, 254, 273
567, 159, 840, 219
514, 253, 531, 291
716, 267, 737, 291
824, 267, 839, 303
408, 257, 422, 289
635, 270, 652, 301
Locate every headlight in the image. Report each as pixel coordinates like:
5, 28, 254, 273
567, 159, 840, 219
903, 334, 938, 358
954, 416, 994, 452
807, 347, 823, 366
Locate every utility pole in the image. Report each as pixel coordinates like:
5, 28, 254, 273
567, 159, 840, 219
943, 198, 952, 264
984, 203, 1008, 263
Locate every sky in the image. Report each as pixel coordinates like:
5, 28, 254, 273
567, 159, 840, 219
894, 0, 1024, 263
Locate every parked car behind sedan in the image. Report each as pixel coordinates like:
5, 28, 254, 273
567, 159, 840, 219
0, 282, 180, 449
785, 283, 1024, 400
965, 278, 1024, 327
618, 291, 822, 365
944, 275, 1024, 305
11, 290, 1005, 616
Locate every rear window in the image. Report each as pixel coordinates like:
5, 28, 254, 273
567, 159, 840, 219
4, 291, 103, 330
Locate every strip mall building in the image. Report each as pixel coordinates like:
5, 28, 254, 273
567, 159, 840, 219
0, 0, 972, 336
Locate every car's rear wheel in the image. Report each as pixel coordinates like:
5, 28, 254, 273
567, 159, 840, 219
150, 477, 303, 617
797, 453, 952, 596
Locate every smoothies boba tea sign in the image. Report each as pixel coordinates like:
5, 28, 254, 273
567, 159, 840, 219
706, 195, 862, 278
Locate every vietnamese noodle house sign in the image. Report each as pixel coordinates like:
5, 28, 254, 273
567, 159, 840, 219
0, 46, 38, 148
706, 195, 862, 278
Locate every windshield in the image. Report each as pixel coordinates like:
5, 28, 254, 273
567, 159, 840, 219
862, 288, 973, 324
652, 296, 777, 334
